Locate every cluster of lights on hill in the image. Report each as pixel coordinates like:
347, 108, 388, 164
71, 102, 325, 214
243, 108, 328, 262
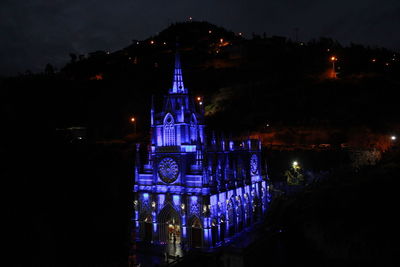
79, 20, 399, 85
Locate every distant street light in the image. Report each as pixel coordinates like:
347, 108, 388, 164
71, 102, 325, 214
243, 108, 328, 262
330, 56, 338, 78
196, 96, 203, 106
131, 117, 137, 133
292, 161, 298, 168
391, 135, 396, 141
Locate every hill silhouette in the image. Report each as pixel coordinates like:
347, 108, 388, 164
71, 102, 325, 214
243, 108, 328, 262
1, 20, 399, 143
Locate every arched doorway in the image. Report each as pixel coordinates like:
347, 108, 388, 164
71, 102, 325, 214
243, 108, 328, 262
190, 217, 202, 248
143, 215, 153, 242
158, 204, 181, 244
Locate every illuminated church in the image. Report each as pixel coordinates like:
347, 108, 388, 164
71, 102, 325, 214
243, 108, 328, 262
133, 53, 269, 248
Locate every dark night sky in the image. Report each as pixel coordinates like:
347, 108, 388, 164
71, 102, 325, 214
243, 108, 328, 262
1, 0, 399, 75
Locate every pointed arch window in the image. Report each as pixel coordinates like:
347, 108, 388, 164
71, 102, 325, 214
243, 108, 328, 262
163, 114, 176, 146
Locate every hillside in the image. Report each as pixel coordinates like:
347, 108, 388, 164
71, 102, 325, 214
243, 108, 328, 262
2, 21, 400, 143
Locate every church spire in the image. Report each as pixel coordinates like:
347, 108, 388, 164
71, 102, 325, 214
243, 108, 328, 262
169, 52, 187, 94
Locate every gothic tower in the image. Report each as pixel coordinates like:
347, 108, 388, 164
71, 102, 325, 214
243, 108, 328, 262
133, 53, 269, 249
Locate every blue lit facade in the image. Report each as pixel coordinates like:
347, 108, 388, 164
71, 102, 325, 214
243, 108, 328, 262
133, 54, 270, 248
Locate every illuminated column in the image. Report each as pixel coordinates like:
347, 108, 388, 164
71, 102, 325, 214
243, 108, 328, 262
135, 144, 140, 179
147, 145, 152, 166
133, 198, 140, 232
151, 200, 157, 242
229, 140, 234, 151
156, 127, 162, 146
185, 125, 190, 143
182, 216, 187, 239
225, 203, 229, 237
217, 223, 221, 244
211, 132, 216, 148
199, 125, 205, 143
177, 125, 181, 146
224, 155, 230, 188
181, 200, 187, 240
236, 205, 241, 232
196, 144, 203, 166
180, 105, 184, 122
202, 202, 211, 247
203, 217, 211, 247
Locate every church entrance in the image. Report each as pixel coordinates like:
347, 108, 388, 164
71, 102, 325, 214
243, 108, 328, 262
167, 219, 181, 244
158, 205, 181, 244
190, 217, 202, 248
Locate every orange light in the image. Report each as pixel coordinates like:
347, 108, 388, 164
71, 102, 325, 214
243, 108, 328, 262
150, 40, 154, 44
90, 74, 103, 80
331, 56, 337, 61
220, 38, 223, 43
197, 97, 201, 101
131, 117, 135, 122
